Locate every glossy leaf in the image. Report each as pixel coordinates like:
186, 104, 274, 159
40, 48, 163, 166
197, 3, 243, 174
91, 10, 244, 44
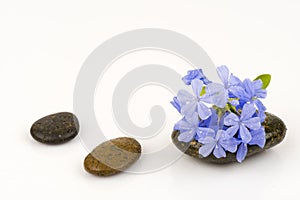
254, 74, 271, 89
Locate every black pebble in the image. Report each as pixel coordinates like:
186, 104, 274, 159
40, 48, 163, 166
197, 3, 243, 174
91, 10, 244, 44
30, 112, 79, 144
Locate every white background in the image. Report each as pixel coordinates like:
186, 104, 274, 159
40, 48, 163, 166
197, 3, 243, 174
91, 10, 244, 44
1, 0, 300, 199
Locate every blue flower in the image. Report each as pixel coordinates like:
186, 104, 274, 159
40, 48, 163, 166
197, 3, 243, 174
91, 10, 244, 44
241, 79, 267, 100
217, 65, 242, 87
196, 66, 244, 108
237, 79, 267, 122
224, 103, 261, 142
177, 79, 212, 120
175, 112, 215, 143
236, 142, 248, 163
202, 108, 218, 130
198, 110, 239, 158
224, 103, 263, 162
171, 65, 269, 162
216, 65, 244, 99
236, 127, 266, 163
204, 82, 228, 108
170, 97, 181, 113
195, 108, 219, 140
182, 69, 211, 85
198, 129, 240, 158
249, 127, 266, 148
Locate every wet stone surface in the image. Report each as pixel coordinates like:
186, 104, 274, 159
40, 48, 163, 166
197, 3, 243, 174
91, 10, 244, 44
172, 113, 287, 164
30, 112, 79, 144
84, 137, 142, 176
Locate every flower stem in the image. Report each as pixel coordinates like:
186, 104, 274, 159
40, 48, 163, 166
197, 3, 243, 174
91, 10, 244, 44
227, 103, 240, 116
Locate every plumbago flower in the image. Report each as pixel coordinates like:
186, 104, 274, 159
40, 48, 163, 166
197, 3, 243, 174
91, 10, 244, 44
174, 112, 213, 143
217, 65, 243, 94
170, 97, 181, 113
199, 129, 239, 158
225, 103, 261, 143
182, 69, 211, 85
198, 111, 240, 158
238, 79, 267, 122
176, 78, 228, 120
171, 66, 271, 163
224, 103, 265, 162
177, 79, 212, 120
216, 65, 244, 106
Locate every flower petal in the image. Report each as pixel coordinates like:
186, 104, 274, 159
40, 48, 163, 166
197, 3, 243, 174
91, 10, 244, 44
197, 102, 212, 120
224, 113, 239, 126
256, 89, 267, 99
249, 127, 266, 148
253, 80, 267, 98
191, 79, 203, 98
207, 109, 219, 132
229, 99, 239, 106
178, 130, 195, 143
173, 121, 180, 130
199, 137, 216, 157
176, 119, 191, 131
177, 89, 195, 105
253, 79, 263, 90
229, 75, 242, 86
239, 124, 252, 143
240, 103, 256, 121
184, 112, 199, 126
229, 86, 245, 99
254, 99, 267, 122
243, 117, 261, 130
170, 97, 181, 113
258, 111, 266, 123
196, 127, 215, 141
217, 65, 230, 87
203, 83, 228, 108
182, 69, 211, 85
242, 79, 255, 98
213, 144, 226, 158
225, 125, 239, 137
236, 143, 248, 163
254, 99, 267, 112
181, 102, 197, 117
220, 137, 240, 153
182, 69, 201, 85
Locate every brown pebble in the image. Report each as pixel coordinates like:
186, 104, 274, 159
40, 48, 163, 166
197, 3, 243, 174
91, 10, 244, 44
30, 112, 79, 144
84, 137, 141, 176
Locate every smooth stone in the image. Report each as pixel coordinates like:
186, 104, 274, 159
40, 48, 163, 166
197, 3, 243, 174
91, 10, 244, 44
84, 137, 141, 176
30, 112, 79, 144
172, 113, 287, 164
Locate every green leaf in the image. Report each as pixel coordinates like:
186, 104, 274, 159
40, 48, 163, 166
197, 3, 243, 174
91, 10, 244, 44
254, 74, 271, 89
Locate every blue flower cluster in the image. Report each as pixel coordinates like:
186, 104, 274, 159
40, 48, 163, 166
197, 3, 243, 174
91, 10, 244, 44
171, 66, 269, 162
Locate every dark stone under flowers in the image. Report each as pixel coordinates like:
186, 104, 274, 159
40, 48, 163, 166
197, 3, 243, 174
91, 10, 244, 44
172, 113, 286, 164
